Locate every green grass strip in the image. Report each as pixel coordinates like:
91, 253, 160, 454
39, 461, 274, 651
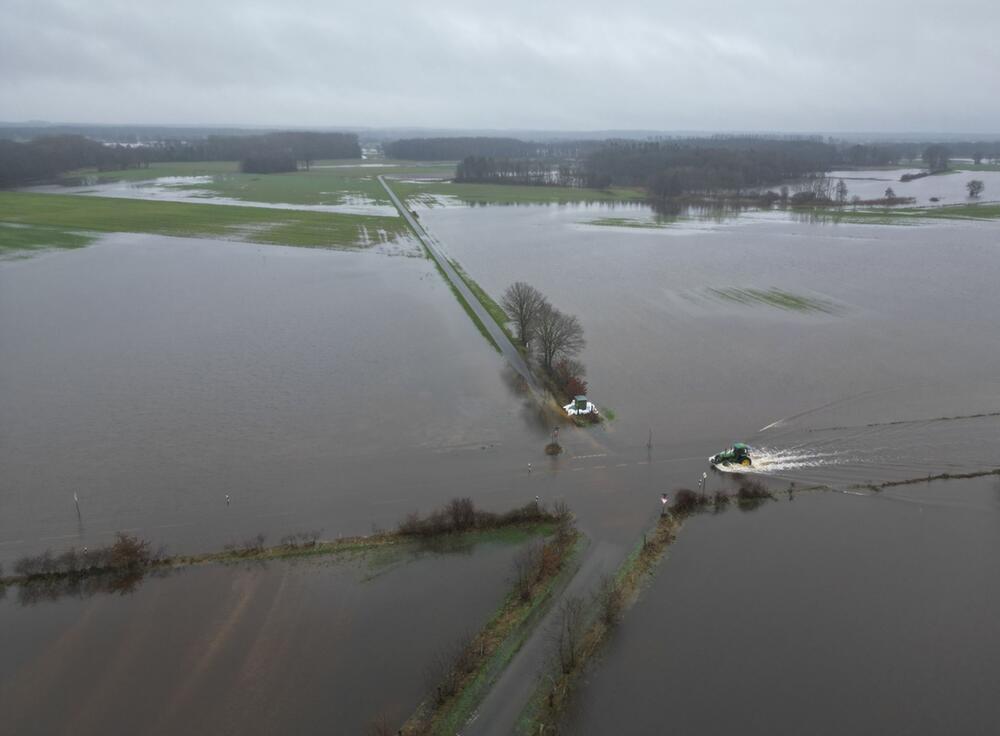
0, 191, 409, 250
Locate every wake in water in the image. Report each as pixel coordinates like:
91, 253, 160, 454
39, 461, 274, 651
713, 446, 851, 474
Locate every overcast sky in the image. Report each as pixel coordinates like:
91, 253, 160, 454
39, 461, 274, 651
2, 0, 998, 133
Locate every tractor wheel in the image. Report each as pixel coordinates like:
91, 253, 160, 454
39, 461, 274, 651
740, 458, 752, 467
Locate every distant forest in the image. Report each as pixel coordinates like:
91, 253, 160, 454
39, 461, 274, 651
451, 136, 1000, 198
0, 131, 360, 187
383, 137, 537, 160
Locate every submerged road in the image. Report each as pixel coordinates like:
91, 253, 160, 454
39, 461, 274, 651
378, 176, 542, 395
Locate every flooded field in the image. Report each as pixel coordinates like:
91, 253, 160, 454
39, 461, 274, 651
0, 538, 524, 735
3, 167, 999, 734
24, 178, 400, 217
0, 234, 546, 564
825, 168, 1000, 206
418, 200, 1000, 488
565, 475, 1000, 735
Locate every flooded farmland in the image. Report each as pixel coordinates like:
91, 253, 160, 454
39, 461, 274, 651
2, 171, 1000, 734
0, 538, 525, 735
564, 475, 1000, 736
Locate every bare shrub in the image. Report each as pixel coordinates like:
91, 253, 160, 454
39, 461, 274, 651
712, 491, 731, 512
538, 541, 562, 581
239, 533, 266, 556
552, 500, 571, 523
397, 511, 422, 536
513, 543, 543, 601
110, 533, 153, 569
447, 497, 477, 531
595, 575, 624, 627
553, 596, 587, 674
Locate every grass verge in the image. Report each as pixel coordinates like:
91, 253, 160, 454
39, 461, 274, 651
448, 258, 517, 343
0, 191, 409, 250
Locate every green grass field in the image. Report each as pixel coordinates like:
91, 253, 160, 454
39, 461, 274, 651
59, 160, 644, 208
0, 223, 96, 255
64, 160, 456, 206
0, 191, 410, 251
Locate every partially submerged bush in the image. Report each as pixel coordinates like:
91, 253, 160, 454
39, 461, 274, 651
12, 533, 156, 580
737, 479, 772, 500
670, 489, 707, 515
736, 479, 774, 509
279, 530, 321, 549
397, 498, 556, 538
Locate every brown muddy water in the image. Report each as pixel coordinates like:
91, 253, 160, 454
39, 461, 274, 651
0, 234, 550, 564
564, 475, 1000, 735
2, 185, 999, 733
0, 537, 523, 736
418, 201, 1000, 489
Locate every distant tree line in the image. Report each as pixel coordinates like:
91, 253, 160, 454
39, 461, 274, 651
581, 138, 838, 195
0, 131, 361, 187
145, 131, 360, 168
455, 157, 581, 186
383, 137, 539, 160
240, 151, 298, 174
0, 135, 152, 187
447, 135, 1000, 200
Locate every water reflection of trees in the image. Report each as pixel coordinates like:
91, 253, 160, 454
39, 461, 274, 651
13, 567, 175, 606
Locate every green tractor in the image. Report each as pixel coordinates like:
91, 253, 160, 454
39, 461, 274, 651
709, 442, 752, 468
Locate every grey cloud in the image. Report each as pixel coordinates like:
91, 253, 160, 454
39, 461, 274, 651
1, 0, 998, 132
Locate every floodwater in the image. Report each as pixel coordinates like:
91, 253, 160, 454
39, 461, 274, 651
419, 199, 1000, 484
24, 178, 400, 217
4, 168, 1000, 733
565, 475, 1000, 735
0, 234, 546, 564
0, 537, 524, 735
824, 168, 1000, 206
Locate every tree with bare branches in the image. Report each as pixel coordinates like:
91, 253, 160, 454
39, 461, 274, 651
501, 282, 548, 349
534, 304, 585, 374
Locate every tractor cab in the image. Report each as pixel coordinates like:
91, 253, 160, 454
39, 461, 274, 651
709, 442, 753, 467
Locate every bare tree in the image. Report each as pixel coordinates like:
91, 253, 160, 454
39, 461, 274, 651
501, 282, 548, 348
967, 179, 984, 198
835, 179, 849, 205
534, 304, 585, 374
